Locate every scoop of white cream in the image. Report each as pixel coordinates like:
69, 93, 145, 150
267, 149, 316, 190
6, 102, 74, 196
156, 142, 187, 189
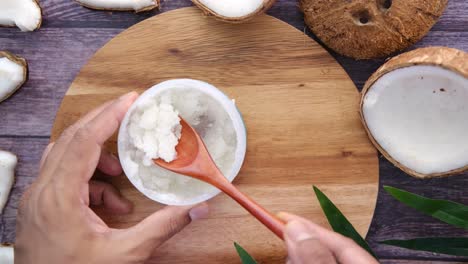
128, 95, 181, 164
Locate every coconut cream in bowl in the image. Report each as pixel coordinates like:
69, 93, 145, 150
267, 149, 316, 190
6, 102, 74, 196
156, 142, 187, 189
118, 79, 247, 206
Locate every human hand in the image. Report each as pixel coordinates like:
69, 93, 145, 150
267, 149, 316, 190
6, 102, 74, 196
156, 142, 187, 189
279, 213, 378, 264
15, 92, 209, 264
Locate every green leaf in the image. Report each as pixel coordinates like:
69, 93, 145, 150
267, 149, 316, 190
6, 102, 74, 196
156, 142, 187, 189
313, 186, 376, 258
381, 237, 468, 257
384, 186, 468, 229
234, 242, 258, 264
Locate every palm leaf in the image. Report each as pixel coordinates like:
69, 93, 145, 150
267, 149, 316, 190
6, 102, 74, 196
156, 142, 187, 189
381, 237, 468, 256
313, 186, 376, 257
384, 186, 468, 229
234, 242, 258, 264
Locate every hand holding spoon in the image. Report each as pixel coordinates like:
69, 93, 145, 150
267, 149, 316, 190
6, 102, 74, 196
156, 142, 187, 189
154, 118, 285, 239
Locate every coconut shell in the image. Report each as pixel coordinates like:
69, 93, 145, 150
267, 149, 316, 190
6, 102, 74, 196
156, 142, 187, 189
76, 0, 159, 12
0, 0, 42, 31
0, 51, 28, 103
360, 47, 468, 178
0, 243, 13, 247
300, 0, 448, 59
191, 0, 275, 23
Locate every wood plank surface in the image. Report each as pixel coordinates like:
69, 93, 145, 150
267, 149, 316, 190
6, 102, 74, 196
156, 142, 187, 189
0, 0, 467, 263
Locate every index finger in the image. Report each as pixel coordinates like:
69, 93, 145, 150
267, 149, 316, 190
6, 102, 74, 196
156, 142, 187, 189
57, 92, 138, 184
39, 100, 114, 177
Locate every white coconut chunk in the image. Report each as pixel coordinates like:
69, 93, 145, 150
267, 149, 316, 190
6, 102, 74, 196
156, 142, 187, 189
0, 55, 26, 103
0, 151, 17, 212
363, 65, 468, 175
0, 0, 41, 32
197, 0, 264, 18
76, 0, 157, 12
128, 98, 182, 163
0, 245, 13, 264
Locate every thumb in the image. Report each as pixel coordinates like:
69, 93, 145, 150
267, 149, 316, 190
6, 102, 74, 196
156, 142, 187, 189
121, 203, 209, 249
285, 220, 336, 264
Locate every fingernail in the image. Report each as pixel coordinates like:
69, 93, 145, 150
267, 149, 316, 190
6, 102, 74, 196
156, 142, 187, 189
110, 152, 119, 161
189, 203, 209, 221
119, 91, 138, 101
286, 220, 315, 242
277, 212, 288, 221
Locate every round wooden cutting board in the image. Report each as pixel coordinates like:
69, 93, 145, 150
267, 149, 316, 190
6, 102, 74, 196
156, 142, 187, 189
51, 7, 378, 264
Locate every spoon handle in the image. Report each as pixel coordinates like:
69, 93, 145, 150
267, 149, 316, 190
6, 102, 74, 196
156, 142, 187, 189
218, 180, 285, 240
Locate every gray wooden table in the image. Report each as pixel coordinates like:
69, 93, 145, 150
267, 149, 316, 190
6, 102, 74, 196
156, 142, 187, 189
0, 0, 467, 263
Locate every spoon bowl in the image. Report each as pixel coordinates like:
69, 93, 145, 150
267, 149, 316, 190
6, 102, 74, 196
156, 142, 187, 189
154, 117, 285, 239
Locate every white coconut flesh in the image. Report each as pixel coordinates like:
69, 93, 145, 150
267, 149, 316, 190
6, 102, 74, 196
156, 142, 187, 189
76, 0, 156, 11
363, 65, 468, 175
0, 151, 17, 212
0, 245, 13, 264
197, 0, 264, 18
0, 56, 26, 103
0, 0, 41, 32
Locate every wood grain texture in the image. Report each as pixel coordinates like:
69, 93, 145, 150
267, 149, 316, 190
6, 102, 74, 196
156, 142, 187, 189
50, 8, 379, 263
0, 0, 467, 262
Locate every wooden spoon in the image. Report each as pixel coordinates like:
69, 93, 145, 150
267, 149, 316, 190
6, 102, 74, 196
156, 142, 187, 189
154, 118, 285, 240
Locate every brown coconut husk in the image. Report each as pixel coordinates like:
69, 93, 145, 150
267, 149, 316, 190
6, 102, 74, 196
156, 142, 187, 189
360, 47, 468, 178
0, 51, 28, 103
191, 0, 275, 23
300, 0, 448, 59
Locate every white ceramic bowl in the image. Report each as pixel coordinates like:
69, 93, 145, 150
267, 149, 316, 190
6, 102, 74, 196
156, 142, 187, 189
118, 79, 247, 205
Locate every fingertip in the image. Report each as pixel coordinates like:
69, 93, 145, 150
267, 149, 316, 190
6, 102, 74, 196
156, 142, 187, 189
277, 212, 291, 221
119, 91, 139, 106
113, 91, 139, 124
277, 212, 303, 223
107, 154, 123, 176
97, 151, 123, 176
118, 198, 134, 214
107, 195, 133, 215
111, 164, 123, 176
189, 202, 209, 221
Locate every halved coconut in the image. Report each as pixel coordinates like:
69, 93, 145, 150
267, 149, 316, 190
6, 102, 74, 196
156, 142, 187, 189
300, 0, 448, 59
0, 244, 13, 264
0, 0, 42, 32
0, 52, 28, 104
76, 0, 159, 12
0, 150, 17, 212
360, 47, 468, 178
192, 0, 275, 23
